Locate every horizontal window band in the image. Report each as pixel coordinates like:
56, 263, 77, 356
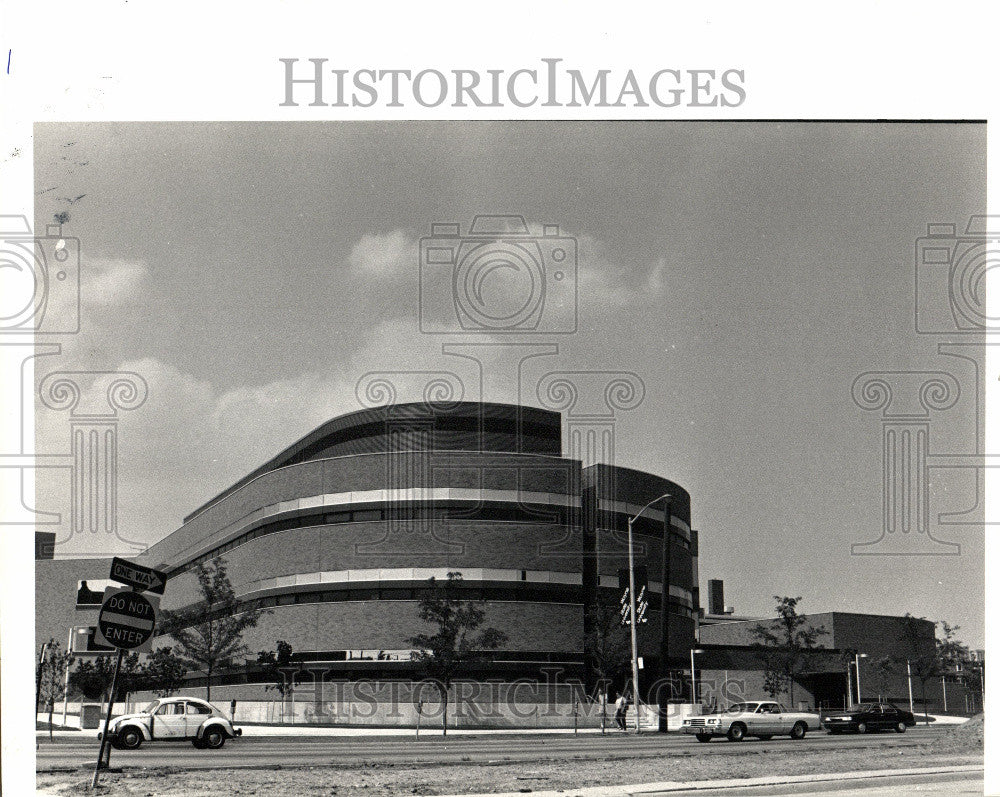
592, 522, 692, 550
168, 511, 693, 582
255, 567, 584, 591
167, 499, 582, 579
277, 648, 584, 665
159, 584, 697, 634
248, 567, 693, 606
594, 501, 691, 538
595, 577, 694, 606
169, 488, 582, 571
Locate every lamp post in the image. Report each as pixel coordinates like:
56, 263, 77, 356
627, 492, 671, 734
35, 642, 50, 721
854, 653, 868, 704
690, 649, 704, 705
906, 660, 914, 714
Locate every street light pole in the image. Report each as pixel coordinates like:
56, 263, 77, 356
62, 626, 77, 726
627, 492, 671, 735
35, 642, 49, 721
690, 649, 703, 705
855, 653, 868, 704
627, 514, 640, 733
906, 660, 914, 714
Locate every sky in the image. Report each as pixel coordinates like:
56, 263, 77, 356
32, 121, 986, 647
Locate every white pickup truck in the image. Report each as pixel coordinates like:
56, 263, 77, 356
680, 700, 822, 742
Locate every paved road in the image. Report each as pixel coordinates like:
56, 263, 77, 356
37, 726, 946, 772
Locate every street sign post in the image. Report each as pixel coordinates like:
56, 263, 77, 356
91, 585, 161, 788
109, 556, 167, 595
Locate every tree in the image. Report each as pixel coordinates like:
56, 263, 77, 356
958, 657, 985, 713
896, 613, 963, 724
750, 596, 827, 708
70, 656, 115, 701
407, 572, 507, 735
257, 640, 296, 721
900, 612, 940, 725
38, 640, 73, 741
936, 622, 969, 674
70, 653, 142, 707
583, 599, 632, 723
141, 647, 189, 697
870, 655, 895, 701
936, 621, 969, 713
584, 599, 631, 689
160, 557, 269, 700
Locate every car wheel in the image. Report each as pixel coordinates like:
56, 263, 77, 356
118, 726, 143, 750
757, 735, 773, 741
695, 733, 712, 743
856, 722, 868, 734
790, 722, 807, 740
727, 723, 746, 742
895, 721, 906, 733
202, 728, 226, 749
191, 738, 207, 749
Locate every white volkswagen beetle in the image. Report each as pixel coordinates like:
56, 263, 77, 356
99, 696, 242, 750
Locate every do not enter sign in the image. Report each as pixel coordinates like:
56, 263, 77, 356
95, 586, 160, 652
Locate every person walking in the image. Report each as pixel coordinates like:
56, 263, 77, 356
614, 690, 628, 731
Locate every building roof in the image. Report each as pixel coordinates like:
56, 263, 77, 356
184, 402, 562, 521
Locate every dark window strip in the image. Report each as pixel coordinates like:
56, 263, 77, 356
166, 501, 579, 579
159, 583, 694, 638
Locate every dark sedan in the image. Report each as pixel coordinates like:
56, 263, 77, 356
822, 702, 917, 734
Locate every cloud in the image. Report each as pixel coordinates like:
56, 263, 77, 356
35, 256, 148, 334
82, 259, 149, 307
349, 229, 417, 277
575, 234, 668, 308
34, 317, 515, 555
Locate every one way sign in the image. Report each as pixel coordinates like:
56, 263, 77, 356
109, 557, 167, 595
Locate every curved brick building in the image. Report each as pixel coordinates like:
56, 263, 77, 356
37, 402, 698, 700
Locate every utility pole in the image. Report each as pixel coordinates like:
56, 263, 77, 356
627, 492, 671, 735
35, 642, 49, 720
658, 495, 673, 732
907, 660, 914, 714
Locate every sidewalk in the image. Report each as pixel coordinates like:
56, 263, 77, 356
37, 723, 607, 739
37, 712, 970, 738
437, 764, 984, 797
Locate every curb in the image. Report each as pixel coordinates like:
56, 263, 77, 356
438, 765, 984, 797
